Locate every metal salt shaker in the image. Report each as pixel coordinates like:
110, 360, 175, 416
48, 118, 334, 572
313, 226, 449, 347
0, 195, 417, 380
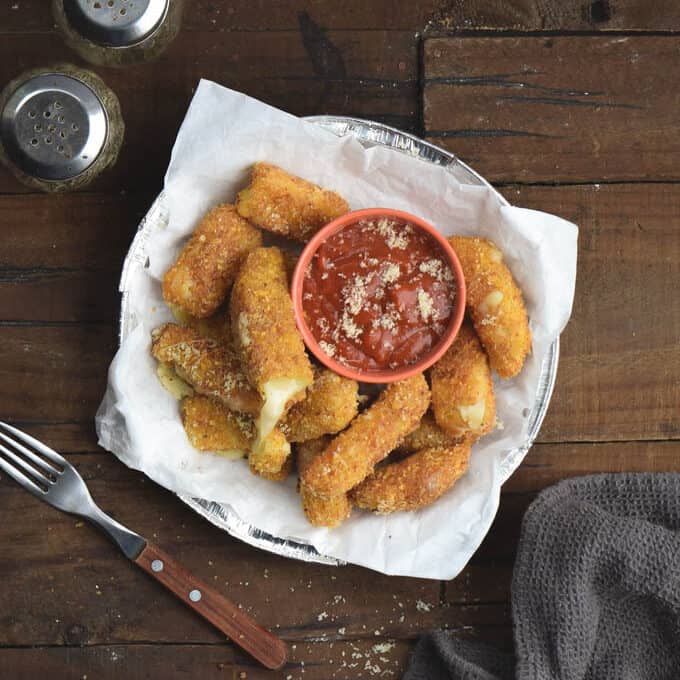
0, 64, 124, 192
53, 0, 184, 67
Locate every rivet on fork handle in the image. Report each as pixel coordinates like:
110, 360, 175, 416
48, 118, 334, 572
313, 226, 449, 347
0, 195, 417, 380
135, 542, 289, 670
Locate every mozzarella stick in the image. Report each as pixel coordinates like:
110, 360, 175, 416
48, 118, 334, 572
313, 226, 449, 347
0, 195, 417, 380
151, 323, 261, 414
180, 395, 254, 457
230, 247, 314, 459
163, 204, 262, 318
301, 373, 430, 497
281, 369, 359, 443
430, 322, 496, 439
399, 411, 460, 453
250, 428, 291, 480
236, 162, 348, 242
296, 437, 352, 528
351, 440, 471, 514
449, 236, 531, 378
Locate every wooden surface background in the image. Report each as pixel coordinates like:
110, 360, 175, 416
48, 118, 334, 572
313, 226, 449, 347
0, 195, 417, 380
1, 1, 679, 678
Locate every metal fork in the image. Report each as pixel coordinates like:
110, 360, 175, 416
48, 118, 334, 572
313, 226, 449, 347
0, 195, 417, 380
0, 421, 288, 671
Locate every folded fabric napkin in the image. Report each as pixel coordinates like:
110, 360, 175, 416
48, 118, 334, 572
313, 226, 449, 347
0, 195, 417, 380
405, 474, 680, 680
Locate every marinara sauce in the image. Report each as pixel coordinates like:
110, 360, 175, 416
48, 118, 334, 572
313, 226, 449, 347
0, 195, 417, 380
301, 216, 456, 373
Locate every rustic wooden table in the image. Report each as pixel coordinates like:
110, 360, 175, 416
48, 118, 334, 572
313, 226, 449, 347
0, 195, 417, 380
1, 2, 679, 678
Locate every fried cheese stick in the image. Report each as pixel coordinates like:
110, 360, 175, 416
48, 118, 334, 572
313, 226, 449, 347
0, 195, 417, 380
296, 437, 352, 528
181, 394, 254, 457
151, 323, 261, 414
230, 247, 314, 467
251, 428, 293, 480
351, 440, 471, 514
430, 322, 496, 439
236, 163, 348, 242
281, 368, 359, 443
399, 411, 460, 453
301, 373, 430, 497
163, 204, 262, 318
449, 236, 531, 378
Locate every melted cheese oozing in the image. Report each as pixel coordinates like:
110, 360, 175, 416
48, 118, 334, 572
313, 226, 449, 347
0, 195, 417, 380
458, 399, 486, 431
156, 362, 194, 400
253, 377, 307, 452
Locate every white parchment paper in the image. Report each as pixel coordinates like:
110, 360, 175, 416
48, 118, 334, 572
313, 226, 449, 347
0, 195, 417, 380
96, 80, 578, 579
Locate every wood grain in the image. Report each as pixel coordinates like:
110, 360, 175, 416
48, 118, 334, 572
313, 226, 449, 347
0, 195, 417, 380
2, 442, 679, 649
4, 0, 680, 34
3, 183, 677, 441
135, 542, 288, 669
0, 453, 496, 647
0, 29, 417, 194
427, 0, 680, 32
424, 36, 680, 183
0, 640, 414, 680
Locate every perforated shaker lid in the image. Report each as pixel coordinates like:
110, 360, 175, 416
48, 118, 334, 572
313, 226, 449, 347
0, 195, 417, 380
63, 0, 169, 47
0, 73, 107, 181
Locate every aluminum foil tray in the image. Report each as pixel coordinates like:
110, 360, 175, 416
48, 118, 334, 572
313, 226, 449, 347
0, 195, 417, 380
119, 116, 558, 566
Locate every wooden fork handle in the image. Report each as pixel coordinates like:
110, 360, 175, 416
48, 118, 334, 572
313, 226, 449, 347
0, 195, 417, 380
135, 541, 288, 670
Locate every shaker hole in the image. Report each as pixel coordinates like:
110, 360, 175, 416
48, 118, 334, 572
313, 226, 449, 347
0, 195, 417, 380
58, 115, 65, 123
93, 1, 101, 8
28, 110, 36, 119
30, 138, 38, 146
44, 136, 52, 144
44, 110, 51, 118
72, 123, 79, 131
59, 131, 66, 138
47, 123, 56, 132
34, 123, 42, 132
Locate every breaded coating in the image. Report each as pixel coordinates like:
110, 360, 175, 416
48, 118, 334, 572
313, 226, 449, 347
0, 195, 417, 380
449, 236, 531, 378
168, 304, 231, 343
163, 204, 262, 318
230, 247, 314, 454
301, 373, 430, 497
249, 428, 291, 479
399, 411, 460, 453
297, 437, 352, 528
430, 322, 496, 439
180, 395, 254, 455
258, 451, 294, 482
151, 323, 261, 414
236, 163, 348, 242
351, 440, 471, 513
282, 369, 359, 443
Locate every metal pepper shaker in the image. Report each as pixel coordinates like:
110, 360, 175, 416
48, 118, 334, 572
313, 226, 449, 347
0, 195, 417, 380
52, 0, 184, 67
0, 64, 124, 192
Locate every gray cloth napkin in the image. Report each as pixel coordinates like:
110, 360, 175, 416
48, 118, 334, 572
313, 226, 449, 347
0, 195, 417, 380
404, 474, 680, 680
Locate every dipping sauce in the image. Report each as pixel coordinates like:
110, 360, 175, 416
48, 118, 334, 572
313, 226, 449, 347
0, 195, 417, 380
301, 216, 457, 373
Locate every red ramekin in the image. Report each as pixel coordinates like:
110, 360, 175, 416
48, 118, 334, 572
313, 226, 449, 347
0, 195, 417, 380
291, 208, 466, 383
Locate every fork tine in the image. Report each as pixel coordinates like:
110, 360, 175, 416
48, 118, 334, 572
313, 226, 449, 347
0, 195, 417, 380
0, 442, 53, 485
0, 431, 61, 475
0, 421, 67, 466
0, 449, 47, 495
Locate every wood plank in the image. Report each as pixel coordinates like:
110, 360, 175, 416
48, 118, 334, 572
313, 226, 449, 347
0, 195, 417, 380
428, 0, 680, 32
1, 441, 678, 648
424, 36, 680, 183
0, 1, 444, 33
0, 30, 417, 194
0, 640, 416, 680
0, 324, 116, 422
509, 183, 680, 441
3, 183, 678, 440
0, 453, 501, 647
5, 0, 680, 34
0, 193, 148, 321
